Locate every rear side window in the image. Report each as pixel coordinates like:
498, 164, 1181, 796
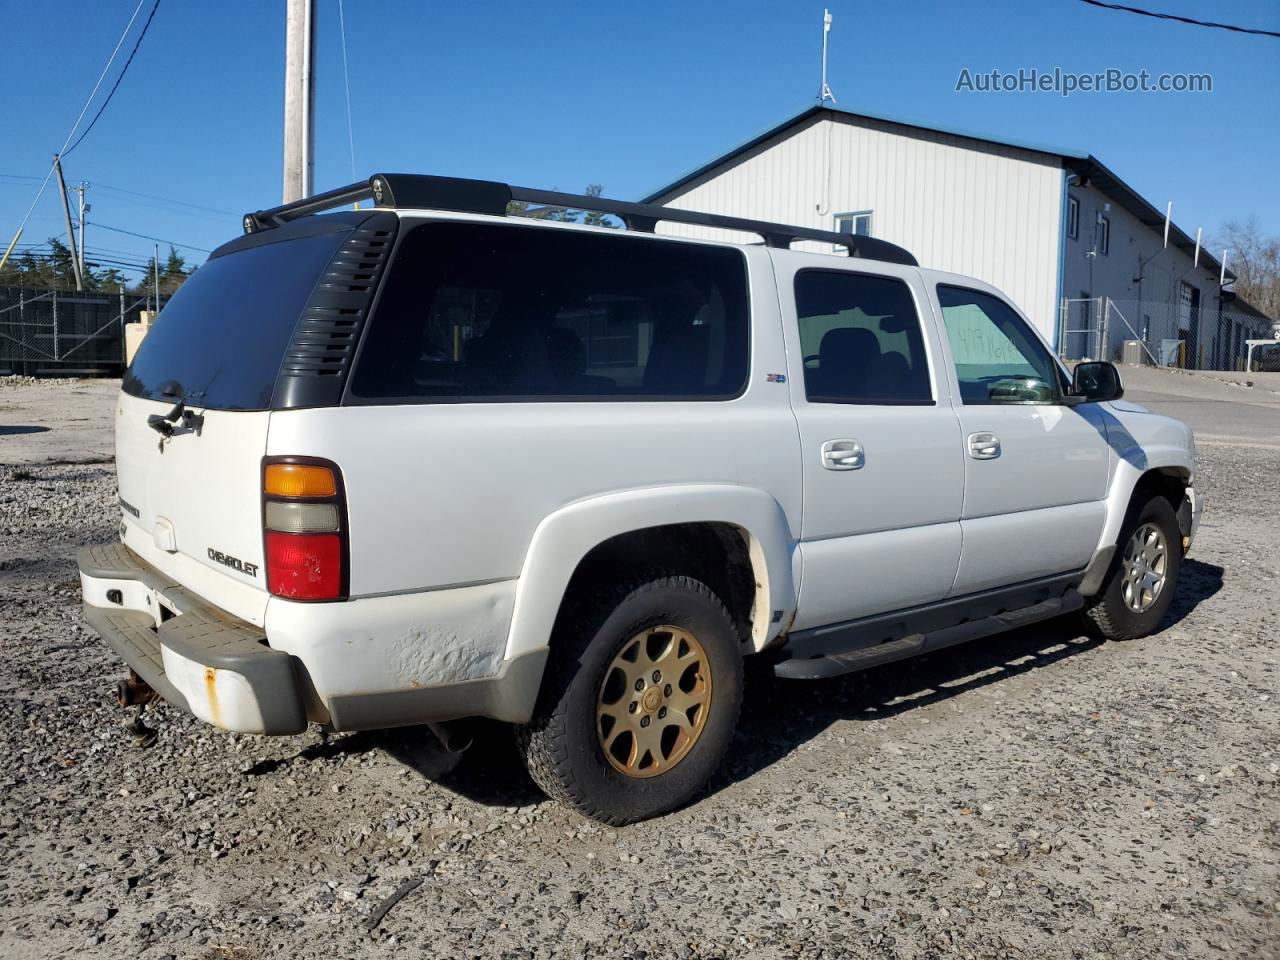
123, 232, 345, 410
349, 223, 749, 401
794, 270, 932, 404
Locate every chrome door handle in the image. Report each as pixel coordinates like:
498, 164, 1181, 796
968, 432, 1001, 460
821, 439, 865, 471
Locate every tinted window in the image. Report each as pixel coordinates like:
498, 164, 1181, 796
936, 285, 1062, 404
123, 232, 345, 410
350, 223, 749, 401
795, 270, 932, 404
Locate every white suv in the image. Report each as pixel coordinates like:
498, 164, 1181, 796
79, 174, 1201, 824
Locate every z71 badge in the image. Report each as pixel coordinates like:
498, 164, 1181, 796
208, 548, 259, 578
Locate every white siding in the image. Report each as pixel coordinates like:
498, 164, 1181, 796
1062, 181, 1226, 366
653, 114, 1065, 338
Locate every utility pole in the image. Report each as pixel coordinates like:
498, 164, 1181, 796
74, 181, 90, 281
283, 0, 316, 202
153, 242, 161, 312
52, 155, 84, 291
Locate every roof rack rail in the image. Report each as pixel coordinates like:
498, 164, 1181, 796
243, 174, 918, 267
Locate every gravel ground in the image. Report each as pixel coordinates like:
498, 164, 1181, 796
0, 374, 1277, 960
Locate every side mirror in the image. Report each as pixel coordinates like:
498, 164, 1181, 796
1071, 361, 1124, 403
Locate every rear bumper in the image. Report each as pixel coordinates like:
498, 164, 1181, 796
78, 542, 548, 734
78, 543, 306, 735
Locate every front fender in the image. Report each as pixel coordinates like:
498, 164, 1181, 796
1083, 403, 1195, 593
503, 484, 797, 661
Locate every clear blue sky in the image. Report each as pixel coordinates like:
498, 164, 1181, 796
3, 0, 1277, 279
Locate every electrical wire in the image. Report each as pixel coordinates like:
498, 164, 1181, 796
87, 221, 211, 253
91, 182, 234, 216
338, 0, 358, 182
1075, 0, 1280, 39
4, 0, 148, 247
64, 0, 163, 157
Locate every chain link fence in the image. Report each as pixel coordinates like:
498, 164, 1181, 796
0, 286, 167, 376
1058, 295, 1275, 371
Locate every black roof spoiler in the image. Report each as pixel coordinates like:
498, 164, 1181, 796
243, 174, 918, 267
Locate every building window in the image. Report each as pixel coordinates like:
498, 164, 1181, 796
1066, 195, 1079, 240
835, 211, 873, 237
1097, 215, 1110, 256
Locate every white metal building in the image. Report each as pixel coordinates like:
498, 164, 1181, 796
642, 104, 1265, 369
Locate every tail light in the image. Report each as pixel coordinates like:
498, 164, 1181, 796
262, 458, 348, 601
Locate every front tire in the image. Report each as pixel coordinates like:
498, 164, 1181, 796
1083, 495, 1182, 640
516, 575, 744, 825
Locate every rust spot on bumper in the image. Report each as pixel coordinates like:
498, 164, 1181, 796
203, 667, 221, 726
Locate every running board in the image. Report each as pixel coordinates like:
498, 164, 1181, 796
774, 576, 1083, 681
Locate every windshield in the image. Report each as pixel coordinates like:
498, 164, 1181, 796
123, 231, 346, 410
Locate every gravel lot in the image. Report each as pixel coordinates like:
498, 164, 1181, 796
1, 372, 1276, 960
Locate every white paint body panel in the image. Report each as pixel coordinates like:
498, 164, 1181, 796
114, 392, 271, 625
264, 580, 517, 705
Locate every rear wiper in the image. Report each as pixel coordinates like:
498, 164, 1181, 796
147, 401, 204, 437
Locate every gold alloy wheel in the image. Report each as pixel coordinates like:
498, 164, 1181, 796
596, 625, 712, 778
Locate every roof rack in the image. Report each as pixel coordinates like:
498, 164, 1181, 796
244, 174, 918, 267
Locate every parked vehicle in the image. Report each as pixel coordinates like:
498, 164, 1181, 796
79, 174, 1202, 824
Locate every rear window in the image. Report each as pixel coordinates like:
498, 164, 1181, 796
123, 232, 346, 410
349, 222, 750, 401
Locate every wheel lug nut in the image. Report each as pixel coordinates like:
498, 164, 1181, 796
652, 670, 661, 683
628, 702, 637, 713
664, 684, 672, 696
658, 707, 667, 719
634, 679, 645, 691
640, 715, 650, 728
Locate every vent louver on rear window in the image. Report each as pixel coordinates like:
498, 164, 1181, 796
271, 211, 399, 409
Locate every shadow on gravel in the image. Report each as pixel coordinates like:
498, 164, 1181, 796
243, 721, 545, 808
1162, 558, 1224, 629
241, 561, 1226, 809
715, 616, 1104, 792
0, 424, 50, 436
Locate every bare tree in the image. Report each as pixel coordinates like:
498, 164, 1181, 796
1214, 217, 1280, 319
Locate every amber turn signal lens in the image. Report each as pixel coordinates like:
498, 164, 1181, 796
264, 463, 337, 498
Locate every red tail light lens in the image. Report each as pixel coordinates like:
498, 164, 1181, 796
263, 457, 348, 601
265, 532, 342, 599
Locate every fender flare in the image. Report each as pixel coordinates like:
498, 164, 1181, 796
1081, 432, 1193, 596
502, 484, 797, 661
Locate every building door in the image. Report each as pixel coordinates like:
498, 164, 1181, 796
1178, 282, 1201, 369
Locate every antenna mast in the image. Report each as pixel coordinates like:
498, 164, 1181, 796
820, 9, 837, 103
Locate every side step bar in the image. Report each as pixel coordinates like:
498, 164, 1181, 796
774, 575, 1083, 681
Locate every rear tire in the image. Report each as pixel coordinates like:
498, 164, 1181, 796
1083, 495, 1182, 641
516, 574, 743, 825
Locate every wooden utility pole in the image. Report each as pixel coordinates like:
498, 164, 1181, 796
283, 0, 316, 203
53, 155, 84, 291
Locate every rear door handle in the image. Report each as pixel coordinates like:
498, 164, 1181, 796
821, 439, 865, 470
968, 432, 1001, 460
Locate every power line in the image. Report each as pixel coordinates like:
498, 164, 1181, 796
64, 0, 163, 157
1075, 0, 1280, 39
338, 0, 358, 182
58, 0, 149, 155
87, 221, 211, 253
91, 182, 234, 216
4, 0, 149, 251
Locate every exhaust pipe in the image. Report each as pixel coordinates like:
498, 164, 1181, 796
426, 720, 473, 754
